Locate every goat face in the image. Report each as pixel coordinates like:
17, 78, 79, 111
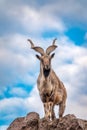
42, 55, 50, 70
36, 53, 55, 77
28, 38, 57, 77
42, 55, 51, 77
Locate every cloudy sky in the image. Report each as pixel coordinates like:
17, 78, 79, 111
0, 0, 87, 130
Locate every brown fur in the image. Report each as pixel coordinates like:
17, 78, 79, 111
28, 38, 67, 120
37, 68, 67, 120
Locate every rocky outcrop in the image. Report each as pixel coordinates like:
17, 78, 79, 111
7, 112, 87, 130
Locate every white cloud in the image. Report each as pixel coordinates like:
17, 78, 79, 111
66, 96, 87, 120
0, 34, 39, 92
0, 98, 24, 111
41, 0, 87, 24
12, 6, 66, 33
0, 0, 87, 37
0, 86, 43, 124
0, 125, 8, 130
0, 0, 66, 35
0, 33, 87, 122
24, 86, 44, 117
9, 87, 28, 97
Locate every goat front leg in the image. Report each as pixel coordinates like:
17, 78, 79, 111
48, 102, 53, 120
44, 102, 53, 121
44, 103, 48, 119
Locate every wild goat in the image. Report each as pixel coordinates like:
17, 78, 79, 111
28, 38, 67, 120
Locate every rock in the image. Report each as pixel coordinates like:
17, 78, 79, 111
7, 112, 39, 130
7, 117, 25, 130
7, 112, 87, 130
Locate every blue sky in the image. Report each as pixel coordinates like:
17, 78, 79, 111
0, 0, 87, 130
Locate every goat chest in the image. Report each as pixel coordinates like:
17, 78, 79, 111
37, 76, 54, 102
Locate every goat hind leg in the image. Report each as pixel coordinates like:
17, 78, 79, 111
59, 102, 65, 119
52, 105, 56, 120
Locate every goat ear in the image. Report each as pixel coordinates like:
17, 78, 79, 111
36, 54, 41, 60
50, 53, 55, 59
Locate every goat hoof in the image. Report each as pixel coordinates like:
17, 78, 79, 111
59, 117, 62, 122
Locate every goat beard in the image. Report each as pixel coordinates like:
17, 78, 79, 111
43, 68, 50, 78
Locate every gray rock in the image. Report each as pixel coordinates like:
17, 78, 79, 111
7, 112, 87, 130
